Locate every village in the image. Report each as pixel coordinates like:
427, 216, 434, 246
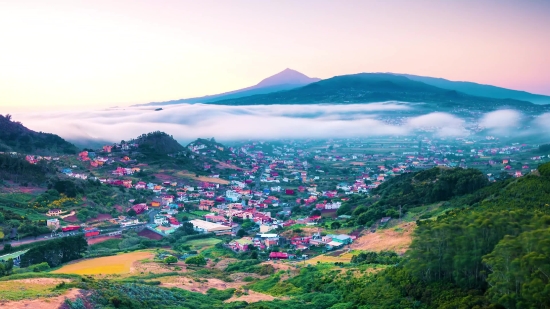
9, 134, 548, 263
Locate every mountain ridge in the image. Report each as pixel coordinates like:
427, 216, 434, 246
394, 73, 550, 104
135, 68, 320, 106
209, 73, 546, 113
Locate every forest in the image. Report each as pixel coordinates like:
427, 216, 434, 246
0, 154, 52, 185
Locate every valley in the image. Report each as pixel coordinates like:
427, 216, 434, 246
1, 114, 550, 308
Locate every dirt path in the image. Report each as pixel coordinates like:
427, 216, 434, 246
225, 290, 276, 303
160, 277, 243, 293
8, 278, 72, 285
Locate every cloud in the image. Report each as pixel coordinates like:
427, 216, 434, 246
12, 103, 413, 144
12, 103, 545, 146
480, 109, 522, 129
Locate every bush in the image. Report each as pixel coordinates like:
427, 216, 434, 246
32, 262, 50, 272
206, 288, 235, 301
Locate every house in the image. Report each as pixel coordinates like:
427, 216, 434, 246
47, 218, 60, 229
199, 199, 215, 211
225, 190, 241, 202
230, 237, 253, 251
154, 215, 169, 225
205, 214, 227, 223
120, 218, 140, 227
131, 203, 148, 215
47, 209, 62, 217
327, 234, 353, 245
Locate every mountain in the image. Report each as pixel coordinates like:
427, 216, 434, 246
137, 68, 320, 106
396, 73, 550, 105
0, 114, 78, 155
211, 73, 543, 112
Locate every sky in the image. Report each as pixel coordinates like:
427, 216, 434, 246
1, 0, 550, 110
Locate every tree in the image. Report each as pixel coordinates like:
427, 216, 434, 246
311, 209, 321, 216
127, 209, 137, 217
185, 255, 206, 266
164, 256, 178, 265
2, 244, 12, 253
237, 229, 246, 237
331, 221, 342, 229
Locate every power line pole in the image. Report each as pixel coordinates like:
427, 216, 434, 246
399, 205, 402, 221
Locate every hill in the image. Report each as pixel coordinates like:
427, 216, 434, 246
130, 131, 185, 156
211, 73, 546, 113
0, 114, 78, 155
136, 68, 320, 106
186, 138, 234, 161
397, 73, 550, 105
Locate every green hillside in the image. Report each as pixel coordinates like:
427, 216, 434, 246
0, 114, 78, 155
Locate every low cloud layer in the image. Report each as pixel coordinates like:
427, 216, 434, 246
10, 103, 547, 146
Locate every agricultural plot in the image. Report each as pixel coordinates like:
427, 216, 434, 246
53, 251, 152, 275
350, 222, 415, 254
305, 251, 355, 265
0, 278, 70, 301
186, 238, 222, 251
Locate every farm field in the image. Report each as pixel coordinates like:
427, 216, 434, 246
305, 250, 355, 265
350, 222, 415, 254
186, 238, 222, 251
87, 235, 121, 245
138, 228, 163, 240
176, 172, 230, 184
0, 278, 71, 301
53, 251, 153, 275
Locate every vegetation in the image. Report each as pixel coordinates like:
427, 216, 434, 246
338, 167, 489, 226
0, 154, 51, 185
20, 235, 88, 267
0, 114, 78, 154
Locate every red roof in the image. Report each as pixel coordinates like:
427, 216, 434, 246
269, 252, 288, 259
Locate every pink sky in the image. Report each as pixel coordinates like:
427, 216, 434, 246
1, 0, 549, 110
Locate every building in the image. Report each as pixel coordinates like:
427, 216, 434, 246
154, 215, 169, 225
189, 219, 232, 235
47, 209, 62, 217
46, 218, 60, 230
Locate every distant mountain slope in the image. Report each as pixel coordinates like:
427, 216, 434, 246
396, 73, 550, 105
137, 68, 320, 106
0, 114, 78, 155
211, 73, 542, 112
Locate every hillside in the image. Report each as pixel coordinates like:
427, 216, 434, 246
398, 73, 550, 105
211, 73, 546, 113
130, 131, 185, 156
0, 114, 78, 155
337, 167, 489, 225
138, 68, 320, 106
